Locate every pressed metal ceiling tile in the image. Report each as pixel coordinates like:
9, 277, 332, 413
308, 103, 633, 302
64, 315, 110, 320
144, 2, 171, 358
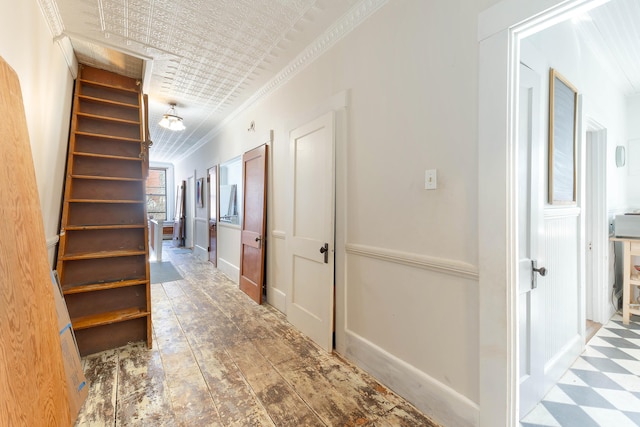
38, 0, 640, 162
43, 0, 365, 161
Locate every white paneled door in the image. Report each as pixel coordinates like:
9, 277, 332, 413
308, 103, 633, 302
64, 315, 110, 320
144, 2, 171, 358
287, 112, 335, 352
518, 63, 545, 417
518, 63, 583, 419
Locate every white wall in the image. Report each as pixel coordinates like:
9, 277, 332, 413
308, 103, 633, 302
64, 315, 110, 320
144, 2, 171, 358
174, 1, 499, 425
0, 0, 75, 264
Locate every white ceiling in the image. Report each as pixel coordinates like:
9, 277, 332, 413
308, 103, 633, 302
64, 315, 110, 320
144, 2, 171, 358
573, 0, 640, 95
36, 0, 640, 163
38, 0, 370, 162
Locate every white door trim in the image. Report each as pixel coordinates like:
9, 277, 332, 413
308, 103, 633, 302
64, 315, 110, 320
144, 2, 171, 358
478, 1, 610, 425
585, 119, 609, 324
186, 175, 195, 249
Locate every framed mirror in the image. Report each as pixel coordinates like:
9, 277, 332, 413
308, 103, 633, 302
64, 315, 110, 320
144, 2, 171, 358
548, 68, 578, 205
219, 156, 242, 224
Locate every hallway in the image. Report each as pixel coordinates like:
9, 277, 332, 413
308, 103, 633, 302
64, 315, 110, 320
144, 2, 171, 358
75, 244, 439, 426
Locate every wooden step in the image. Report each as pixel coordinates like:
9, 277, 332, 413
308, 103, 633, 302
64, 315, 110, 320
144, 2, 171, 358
71, 175, 143, 182
61, 249, 146, 261
78, 94, 139, 110
63, 278, 149, 295
74, 131, 141, 143
76, 111, 140, 126
72, 152, 143, 162
64, 224, 146, 231
78, 78, 140, 95
68, 199, 144, 204
72, 308, 149, 330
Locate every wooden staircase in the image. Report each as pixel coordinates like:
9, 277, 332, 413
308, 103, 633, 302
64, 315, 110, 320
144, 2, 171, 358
56, 65, 151, 356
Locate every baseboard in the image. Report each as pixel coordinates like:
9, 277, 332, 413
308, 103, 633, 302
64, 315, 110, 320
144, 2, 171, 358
194, 244, 208, 261
344, 330, 479, 427
267, 287, 286, 313
218, 258, 239, 283
543, 334, 582, 392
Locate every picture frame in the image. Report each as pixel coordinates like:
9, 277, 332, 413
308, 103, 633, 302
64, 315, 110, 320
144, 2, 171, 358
548, 68, 578, 205
196, 177, 204, 208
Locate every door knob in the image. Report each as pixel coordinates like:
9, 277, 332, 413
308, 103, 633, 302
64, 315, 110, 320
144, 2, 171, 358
255, 236, 261, 242
533, 265, 547, 276
320, 243, 328, 264
530, 260, 546, 290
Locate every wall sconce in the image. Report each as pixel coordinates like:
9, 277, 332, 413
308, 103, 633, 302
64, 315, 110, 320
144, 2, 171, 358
616, 145, 626, 168
159, 104, 185, 131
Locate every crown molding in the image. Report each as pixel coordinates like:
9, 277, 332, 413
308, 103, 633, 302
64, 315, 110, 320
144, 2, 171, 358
173, 0, 389, 164
37, 0, 64, 37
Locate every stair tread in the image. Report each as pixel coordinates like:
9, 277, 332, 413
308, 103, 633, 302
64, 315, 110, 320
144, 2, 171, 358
78, 78, 140, 95
63, 278, 148, 295
68, 198, 145, 203
73, 151, 142, 161
61, 249, 146, 260
75, 131, 141, 143
64, 224, 146, 231
72, 308, 149, 330
77, 111, 140, 125
71, 174, 143, 182
78, 94, 139, 109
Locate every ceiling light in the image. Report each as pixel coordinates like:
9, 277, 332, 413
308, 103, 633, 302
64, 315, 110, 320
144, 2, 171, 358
159, 104, 185, 131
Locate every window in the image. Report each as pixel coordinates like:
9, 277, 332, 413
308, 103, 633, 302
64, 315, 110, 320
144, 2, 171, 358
146, 168, 167, 221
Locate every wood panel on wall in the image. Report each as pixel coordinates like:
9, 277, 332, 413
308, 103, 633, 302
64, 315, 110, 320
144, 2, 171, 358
0, 57, 72, 425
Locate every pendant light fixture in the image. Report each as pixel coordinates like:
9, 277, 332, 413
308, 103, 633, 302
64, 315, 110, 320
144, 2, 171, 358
159, 103, 185, 131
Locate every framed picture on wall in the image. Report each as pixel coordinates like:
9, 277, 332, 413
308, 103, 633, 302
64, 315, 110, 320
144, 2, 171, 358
196, 177, 204, 208
548, 68, 578, 205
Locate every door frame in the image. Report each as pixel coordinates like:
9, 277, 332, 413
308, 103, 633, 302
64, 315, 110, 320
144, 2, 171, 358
585, 119, 609, 325
478, 0, 608, 425
208, 165, 218, 267
186, 175, 195, 249
276, 91, 349, 350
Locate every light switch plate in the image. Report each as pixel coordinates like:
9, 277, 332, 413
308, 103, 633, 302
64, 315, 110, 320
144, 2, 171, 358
425, 169, 437, 190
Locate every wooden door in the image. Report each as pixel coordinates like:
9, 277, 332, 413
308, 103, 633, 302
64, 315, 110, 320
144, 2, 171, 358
208, 166, 218, 266
287, 112, 335, 352
239, 145, 268, 303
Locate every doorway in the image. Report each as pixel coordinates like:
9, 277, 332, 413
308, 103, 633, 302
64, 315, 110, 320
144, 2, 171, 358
186, 176, 194, 249
585, 123, 609, 330
208, 166, 218, 267
478, 0, 613, 425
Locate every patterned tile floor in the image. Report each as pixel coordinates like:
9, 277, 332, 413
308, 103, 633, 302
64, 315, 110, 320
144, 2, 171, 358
521, 314, 640, 427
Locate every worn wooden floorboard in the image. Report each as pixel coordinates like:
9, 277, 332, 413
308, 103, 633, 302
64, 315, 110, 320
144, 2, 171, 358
76, 349, 118, 426
75, 242, 440, 427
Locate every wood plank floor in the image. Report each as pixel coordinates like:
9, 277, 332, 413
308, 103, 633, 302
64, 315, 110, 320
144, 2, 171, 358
75, 243, 440, 426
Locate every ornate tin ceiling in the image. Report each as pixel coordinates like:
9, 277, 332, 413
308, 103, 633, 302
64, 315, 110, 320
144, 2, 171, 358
37, 0, 377, 162
36, 0, 640, 162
